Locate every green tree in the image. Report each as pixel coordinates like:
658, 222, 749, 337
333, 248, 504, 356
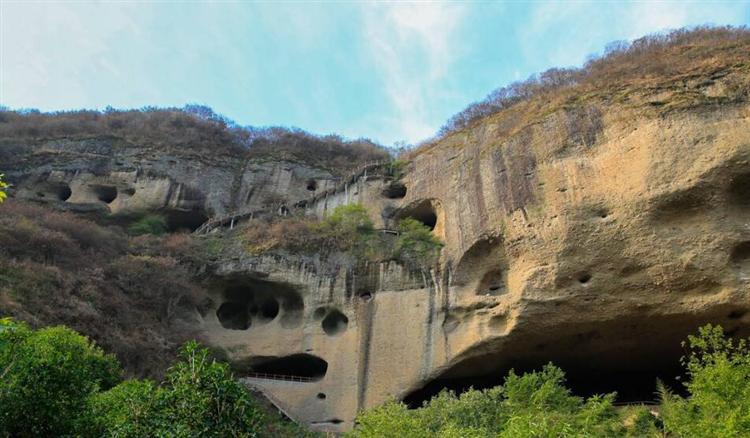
661, 324, 750, 437
395, 218, 443, 268
348, 364, 628, 438
0, 318, 121, 437
311, 204, 374, 253
0, 174, 8, 203
88, 341, 265, 437
128, 214, 168, 236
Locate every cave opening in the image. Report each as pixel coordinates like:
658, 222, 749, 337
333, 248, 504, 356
477, 269, 506, 296
215, 276, 304, 330
321, 309, 349, 336
728, 172, 750, 206
165, 209, 209, 233
93, 185, 118, 204
36, 183, 72, 201
306, 179, 318, 191
251, 354, 328, 380
401, 313, 747, 409
396, 200, 438, 231
383, 182, 407, 199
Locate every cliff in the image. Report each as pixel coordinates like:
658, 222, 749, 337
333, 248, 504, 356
1, 27, 749, 433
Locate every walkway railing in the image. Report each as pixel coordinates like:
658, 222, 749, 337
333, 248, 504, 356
244, 372, 315, 383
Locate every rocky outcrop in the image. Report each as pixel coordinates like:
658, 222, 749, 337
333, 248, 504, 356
0, 136, 339, 229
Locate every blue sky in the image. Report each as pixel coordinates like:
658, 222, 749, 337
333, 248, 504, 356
1, 1, 749, 146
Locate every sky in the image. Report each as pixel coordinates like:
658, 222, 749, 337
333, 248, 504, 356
1, 1, 749, 146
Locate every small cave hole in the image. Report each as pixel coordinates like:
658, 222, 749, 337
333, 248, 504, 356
728, 173, 750, 207
306, 179, 318, 191
216, 302, 250, 330
728, 310, 747, 320
578, 273, 592, 284
257, 297, 280, 322
93, 185, 118, 203
731, 242, 750, 264
317, 392, 326, 400
252, 354, 328, 381
383, 182, 407, 199
477, 269, 506, 296
122, 187, 136, 196
322, 309, 349, 336
359, 291, 373, 301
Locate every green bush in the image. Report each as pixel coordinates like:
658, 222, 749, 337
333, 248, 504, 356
0, 318, 121, 437
128, 214, 168, 236
0, 174, 7, 203
349, 364, 626, 437
660, 324, 750, 437
395, 218, 443, 268
86, 341, 265, 437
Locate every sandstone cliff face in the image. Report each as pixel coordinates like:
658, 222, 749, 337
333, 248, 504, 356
0, 136, 339, 227
194, 73, 750, 431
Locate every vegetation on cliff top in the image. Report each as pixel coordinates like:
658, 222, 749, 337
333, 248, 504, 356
416, 25, 750, 154
0, 104, 390, 175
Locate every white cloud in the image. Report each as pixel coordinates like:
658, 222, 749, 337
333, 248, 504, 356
361, 2, 466, 144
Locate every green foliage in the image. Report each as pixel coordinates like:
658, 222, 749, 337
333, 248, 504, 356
395, 218, 443, 268
349, 364, 626, 438
388, 159, 409, 179
660, 324, 750, 437
311, 203, 375, 253
0, 174, 7, 203
0, 318, 121, 437
87, 341, 265, 437
157, 341, 265, 437
0, 320, 306, 437
128, 214, 168, 236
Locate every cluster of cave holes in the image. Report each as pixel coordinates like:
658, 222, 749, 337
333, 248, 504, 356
216, 278, 304, 330
395, 199, 438, 231
313, 307, 349, 336
383, 182, 407, 199
250, 354, 328, 381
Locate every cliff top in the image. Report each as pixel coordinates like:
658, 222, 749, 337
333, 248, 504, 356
409, 25, 750, 158
0, 106, 391, 176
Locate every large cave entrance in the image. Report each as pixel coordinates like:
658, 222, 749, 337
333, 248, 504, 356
165, 208, 209, 232
251, 354, 328, 381
395, 199, 441, 231
403, 308, 750, 408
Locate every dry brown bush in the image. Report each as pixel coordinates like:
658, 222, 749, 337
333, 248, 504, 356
0, 199, 206, 378
0, 105, 391, 175
426, 25, 750, 150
